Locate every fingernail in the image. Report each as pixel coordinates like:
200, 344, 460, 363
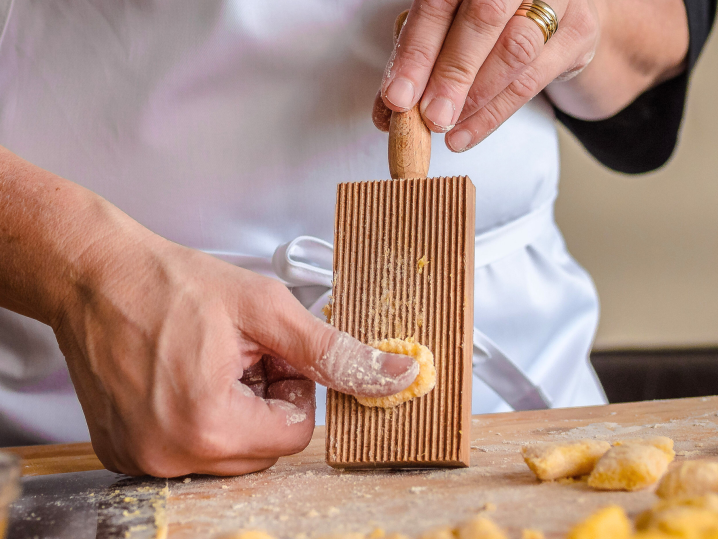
384, 78, 415, 110
448, 129, 473, 152
378, 352, 419, 381
423, 97, 456, 131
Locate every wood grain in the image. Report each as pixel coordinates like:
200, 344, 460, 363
326, 176, 476, 468
6, 398, 718, 539
4, 442, 103, 476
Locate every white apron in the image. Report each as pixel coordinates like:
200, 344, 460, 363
0, 0, 605, 444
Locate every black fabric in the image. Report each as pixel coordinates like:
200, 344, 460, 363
553, 0, 717, 174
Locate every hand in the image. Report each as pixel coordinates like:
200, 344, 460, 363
372, 0, 599, 151
53, 226, 418, 477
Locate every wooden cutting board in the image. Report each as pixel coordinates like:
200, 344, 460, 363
7, 396, 718, 539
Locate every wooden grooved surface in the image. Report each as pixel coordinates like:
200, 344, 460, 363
326, 176, 475, 468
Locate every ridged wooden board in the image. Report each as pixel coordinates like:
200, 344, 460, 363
326, 175, 475, 468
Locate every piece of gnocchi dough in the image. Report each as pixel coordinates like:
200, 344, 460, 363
636, 493, 718, 538
656, 460, 718, 499
356, 339, 436, 408
454, 516, 507, 539
521, 440, 611, 481
613, 436, 676, 460
217, 532, 276, 539
587, 442, 673, 491
566, 506, 633, 539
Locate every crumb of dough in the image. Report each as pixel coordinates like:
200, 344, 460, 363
587, 444, 671, 491
636, 493, 718, 529
521, 530, 545, 539
566, 506, 632, 539
636, 494, 718, 538
656, 460, 718, 499
417, 255, 430, 274
521, 440, 611, 481
614, 437, 676, 461
355, 339, 436, 408
454, 516, 507, 539
367, 529, 385, 539
420, 526, 455, 539
322, 302, 332, 323
216, 532, 275, 539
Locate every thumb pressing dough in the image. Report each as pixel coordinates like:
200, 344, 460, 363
656, 460, 718, 499
521, 440, 611, 481
356, 339, 436, 408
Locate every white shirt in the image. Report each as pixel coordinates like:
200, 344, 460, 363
0, 0, 605, 445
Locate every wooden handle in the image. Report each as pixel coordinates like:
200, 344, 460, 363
388, 11, 431, 180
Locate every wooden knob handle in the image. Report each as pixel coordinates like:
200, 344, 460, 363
388, 11, 431, 180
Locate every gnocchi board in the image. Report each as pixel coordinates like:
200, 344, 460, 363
7, 396, 718, 539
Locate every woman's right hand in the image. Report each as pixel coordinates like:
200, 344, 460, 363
53, 227, 419, 477
0, 147, 418, 477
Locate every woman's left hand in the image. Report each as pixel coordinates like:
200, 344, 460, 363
372, 0, 599, 151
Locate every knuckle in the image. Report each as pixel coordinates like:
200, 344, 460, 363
437, 62, 477, 88
501, 27, 541, 71
464, 0, 511, 31
131, 441, 175, 477
183, 425, 226, 461
400, 40, 437, 70
481, 103, 504, 132
508, 66, 543, 100
421, 0, 461, 19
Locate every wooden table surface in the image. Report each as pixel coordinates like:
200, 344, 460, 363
6, 397, 718, 539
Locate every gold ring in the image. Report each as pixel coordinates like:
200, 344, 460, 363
514, 0, 558, 44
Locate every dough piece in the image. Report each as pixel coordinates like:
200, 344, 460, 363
587, 445, 671, 491
521, 440, 611, 480
614, 437, 676, 461
636, 494, 718, 538
636, 493, 718, 530
356, 339, 436, 408
217, 532, 275, 539
420, 527, 455, 539
521, 530, 545, 539
656, 460, 718, 499
566, 506, 632, 539
454, 516, 507, 539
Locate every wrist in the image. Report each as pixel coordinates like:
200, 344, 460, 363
0, 147, 157, 329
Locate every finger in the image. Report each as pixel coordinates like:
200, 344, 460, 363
419, 0, 523, 132
239, 360, 266, 385
372, 90, 392, 132
381, 1, 460, 112
225, 380, 315, 460
263, 355, 307, 383
455, 0, 568, 125
445, 16, 582, 152
240, 278, 419, 398
267, 379, 316, 416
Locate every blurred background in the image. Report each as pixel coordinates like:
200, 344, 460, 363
555, 30, 718, 403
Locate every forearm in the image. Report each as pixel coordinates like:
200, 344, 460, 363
545, 0, 689, 120
0, 146, 148, 327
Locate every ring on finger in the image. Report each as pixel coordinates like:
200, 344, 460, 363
514, 0, 559, 43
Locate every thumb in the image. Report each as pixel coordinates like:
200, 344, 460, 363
247, 284, 419, 398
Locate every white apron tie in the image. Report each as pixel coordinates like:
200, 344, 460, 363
204, 197, 555, 411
